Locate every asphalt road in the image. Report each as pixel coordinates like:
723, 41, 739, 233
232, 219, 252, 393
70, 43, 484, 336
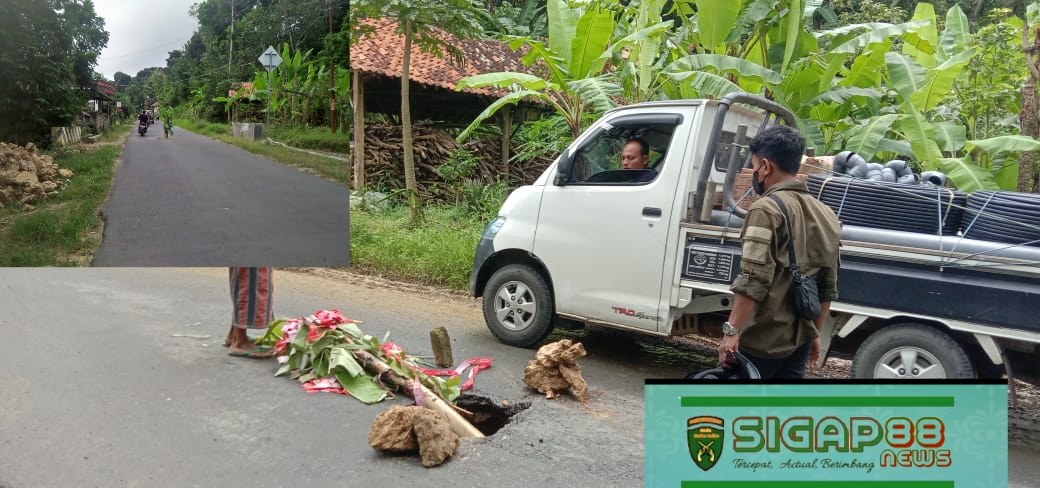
90, 125, 350, 266
0, 268, 1036, 488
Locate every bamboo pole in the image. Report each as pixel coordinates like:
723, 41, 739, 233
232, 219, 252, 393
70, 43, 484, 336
350, 348, 485, 439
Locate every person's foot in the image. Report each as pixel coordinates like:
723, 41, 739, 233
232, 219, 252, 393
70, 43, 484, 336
227, 327, 273, 358
228, 345, 274, 358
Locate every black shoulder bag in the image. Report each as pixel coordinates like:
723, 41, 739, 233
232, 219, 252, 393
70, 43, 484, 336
767, 194, 822, 321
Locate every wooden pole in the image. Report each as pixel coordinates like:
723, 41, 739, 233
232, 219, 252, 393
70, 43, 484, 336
328, 0, 337, 133
500, 105, 512, 183
352, 70, 366, 190
350, 348, 485, 438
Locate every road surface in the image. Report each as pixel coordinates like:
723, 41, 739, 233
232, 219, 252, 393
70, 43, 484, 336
0, 268, 1035, 487
90, 126, 350, 266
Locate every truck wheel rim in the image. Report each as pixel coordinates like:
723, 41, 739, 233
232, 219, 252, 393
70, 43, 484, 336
493, 280, 537, 331
874, 347, 947, 379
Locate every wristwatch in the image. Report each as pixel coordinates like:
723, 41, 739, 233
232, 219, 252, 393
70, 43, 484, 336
722, 321, 740, 336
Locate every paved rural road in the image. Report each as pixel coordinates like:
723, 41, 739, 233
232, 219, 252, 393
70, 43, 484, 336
90, 126, 350, 266
0, 268, 1036, 488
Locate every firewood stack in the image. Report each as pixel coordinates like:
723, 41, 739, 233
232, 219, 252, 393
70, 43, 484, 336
357, 124, 554, 202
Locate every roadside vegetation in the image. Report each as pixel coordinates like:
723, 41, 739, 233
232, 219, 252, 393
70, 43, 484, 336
0, 126, 129, 266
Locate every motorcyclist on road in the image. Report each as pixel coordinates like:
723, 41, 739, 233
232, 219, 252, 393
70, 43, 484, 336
138, 111, 148, 125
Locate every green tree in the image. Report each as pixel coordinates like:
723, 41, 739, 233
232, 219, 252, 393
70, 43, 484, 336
352, 0, 486, 223
0, 0, 109, 145
456, 0, 624, 139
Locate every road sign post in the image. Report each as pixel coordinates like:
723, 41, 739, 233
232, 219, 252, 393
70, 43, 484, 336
258, 46, 283, 137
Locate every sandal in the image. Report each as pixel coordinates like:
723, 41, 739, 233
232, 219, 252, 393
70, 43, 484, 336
228, 346, 274, 359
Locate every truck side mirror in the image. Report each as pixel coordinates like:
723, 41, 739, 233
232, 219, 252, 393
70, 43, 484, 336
554, 152, 573, 186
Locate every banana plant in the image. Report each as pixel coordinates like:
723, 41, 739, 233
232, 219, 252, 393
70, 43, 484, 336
455, 0, 621, 139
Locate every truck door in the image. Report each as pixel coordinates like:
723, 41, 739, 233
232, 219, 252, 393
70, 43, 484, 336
532, 111, 691, 332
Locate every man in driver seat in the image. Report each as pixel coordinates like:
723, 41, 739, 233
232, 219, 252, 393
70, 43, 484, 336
621, 138, 656, 182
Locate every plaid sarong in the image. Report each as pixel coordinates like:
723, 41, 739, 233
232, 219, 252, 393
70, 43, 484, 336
229, 267, 274, 329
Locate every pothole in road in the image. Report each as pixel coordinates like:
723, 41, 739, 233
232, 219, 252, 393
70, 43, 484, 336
456, 393, 531, 436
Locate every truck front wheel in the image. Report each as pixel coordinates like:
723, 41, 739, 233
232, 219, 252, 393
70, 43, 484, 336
482, 264, 555, 348
852, 323, 975, 379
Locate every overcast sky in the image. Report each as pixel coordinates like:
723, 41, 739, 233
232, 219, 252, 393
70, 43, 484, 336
93, 0, 200, 81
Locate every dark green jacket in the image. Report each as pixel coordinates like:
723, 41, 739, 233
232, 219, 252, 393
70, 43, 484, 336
729, 179, 842, 359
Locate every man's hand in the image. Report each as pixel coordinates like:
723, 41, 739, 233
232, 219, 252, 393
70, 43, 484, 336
807, 337, 822, 371
719, 334, 740, 366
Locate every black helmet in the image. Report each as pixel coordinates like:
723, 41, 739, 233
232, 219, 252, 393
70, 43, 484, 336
682, 350, 761, 380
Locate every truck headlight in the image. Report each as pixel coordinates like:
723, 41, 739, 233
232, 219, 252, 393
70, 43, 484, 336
482, 216, 506, 240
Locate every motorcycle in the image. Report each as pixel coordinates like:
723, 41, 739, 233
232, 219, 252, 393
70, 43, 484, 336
138, 120, 148, 136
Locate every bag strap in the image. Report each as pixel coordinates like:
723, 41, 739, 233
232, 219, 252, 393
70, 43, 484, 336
767, 193, 799, 272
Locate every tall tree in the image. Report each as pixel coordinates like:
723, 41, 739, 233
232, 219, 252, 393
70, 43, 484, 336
113, 71, 131, 92
352, 0, 485, 223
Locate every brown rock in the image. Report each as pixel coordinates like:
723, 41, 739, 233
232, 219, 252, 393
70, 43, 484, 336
413, 408, 459, 467
523, 358, 571, 399
0, 170, 18, 185
22, 204, 35, 211
58, 169, 73, 178
14, 171, 38, 186
368, 405, 422, 452
523, 340, 591, 402
41, 181, 58, 193
559, 363, 589, 403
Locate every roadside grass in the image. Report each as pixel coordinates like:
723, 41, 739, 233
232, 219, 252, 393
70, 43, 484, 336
0, 127, 128, 266
270, 125, 350, 153
349, 205, 485, 290
174, 118, 350, 185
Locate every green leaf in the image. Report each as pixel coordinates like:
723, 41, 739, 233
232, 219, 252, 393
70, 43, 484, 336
781, 0, 803, 73
910, 48, 976, 112
725, 0, 773, 44
885, 52, 928, 101
335, 372, 388, 404
815, 22, 894, 39
329, 347, 365, 377
831, 20, 930, 54
898, 107, 943, 170
695, 0, 742, 50
456, 72, 551, 91
966, 135, 1040, 155
666, 54, 783, 85
938, 157, 1000, 192
663, 71, 742, 99
931, 120, 967, 153
547, 0, 577, 69
841, 40, 890, 88
818, 53, 846, 93
570, 5, 615, 78
994, 161, 1020, 190
902, 3, 938, 68
336, 322, 365, 338
844, 114, 899, 161
568, 76, 621, 113
878, 138, 915, 158
805, 87, 883, 107
938, 5, 970, 61
456, 90, 548, 142
275, 362, 292, 377
298, 372, 317, 383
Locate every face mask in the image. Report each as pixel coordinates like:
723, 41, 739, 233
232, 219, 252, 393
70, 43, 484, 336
751, 169, 766, 195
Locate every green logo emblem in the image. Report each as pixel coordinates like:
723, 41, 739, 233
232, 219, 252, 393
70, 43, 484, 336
687, 416, 725, 471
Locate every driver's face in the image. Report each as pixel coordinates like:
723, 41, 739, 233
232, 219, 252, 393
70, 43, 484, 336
621, 142, 648, 169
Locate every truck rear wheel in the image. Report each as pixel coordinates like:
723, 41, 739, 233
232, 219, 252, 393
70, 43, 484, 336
852, 323, 975, 379
482, 264, 555, 348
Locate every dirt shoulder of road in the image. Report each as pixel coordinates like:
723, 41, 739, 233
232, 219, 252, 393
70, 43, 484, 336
0, 125, 129, 266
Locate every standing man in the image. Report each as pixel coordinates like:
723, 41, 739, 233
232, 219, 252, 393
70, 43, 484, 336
718, 125, 842, 379
162, 107, 174, 138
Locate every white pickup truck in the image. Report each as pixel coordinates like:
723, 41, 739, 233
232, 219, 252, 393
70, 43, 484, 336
469, 92, 1040, 381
